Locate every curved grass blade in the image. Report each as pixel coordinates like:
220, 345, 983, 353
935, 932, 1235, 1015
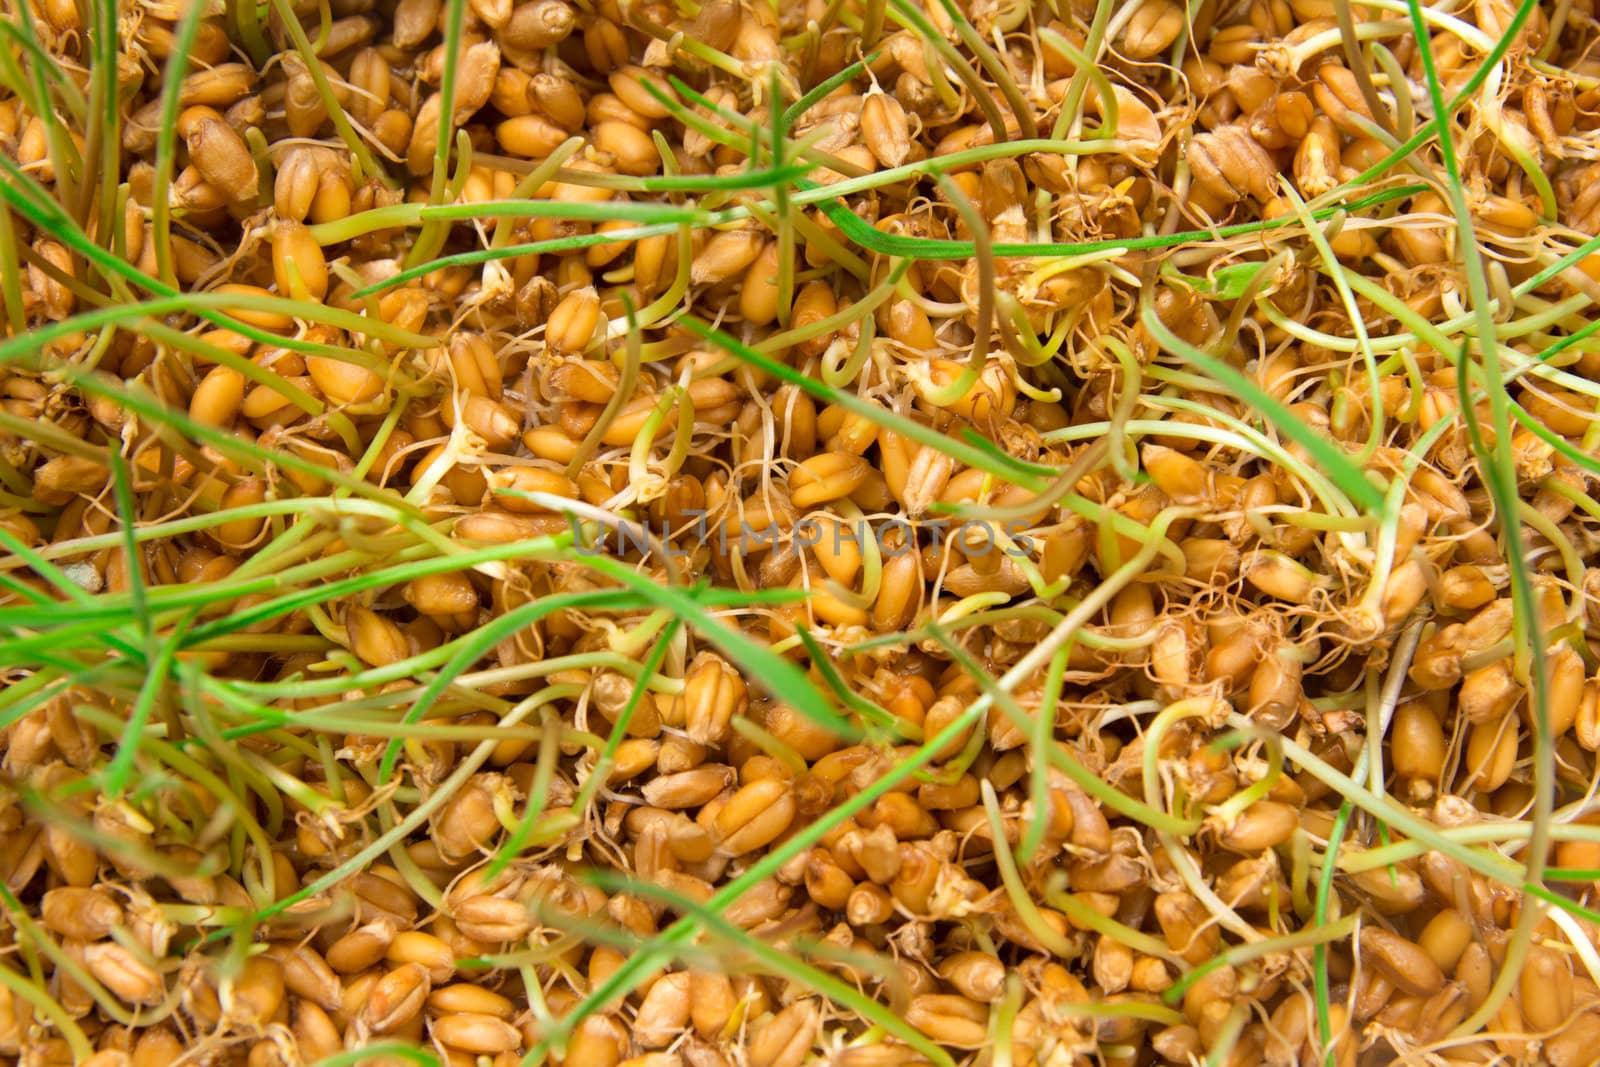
1141, 305, 1387, 514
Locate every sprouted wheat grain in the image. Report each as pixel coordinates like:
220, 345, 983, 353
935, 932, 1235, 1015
2, 0, 1600, 1064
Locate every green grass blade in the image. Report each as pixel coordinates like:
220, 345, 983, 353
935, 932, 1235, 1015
677, 315, 1055, 490
1140, 304, 1386, 513
578, 556, 856, 739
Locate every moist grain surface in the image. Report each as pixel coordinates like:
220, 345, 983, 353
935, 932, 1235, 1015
3, 0, 1600, 1065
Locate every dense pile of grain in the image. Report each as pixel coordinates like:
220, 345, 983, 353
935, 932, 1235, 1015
3, 0, 1600, 1064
